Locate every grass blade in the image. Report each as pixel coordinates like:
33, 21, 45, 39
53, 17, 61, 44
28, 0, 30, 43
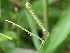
42, 5, 70, 53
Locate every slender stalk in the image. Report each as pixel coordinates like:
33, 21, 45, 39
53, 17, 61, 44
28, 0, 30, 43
39, 1, 49, 53
14, 7, 20, 47
43, 0, 48, 37
0, 33, 12, 40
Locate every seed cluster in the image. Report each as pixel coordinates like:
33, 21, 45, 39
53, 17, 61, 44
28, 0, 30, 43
25, 2, 46, 32
25, 2, 49, 53
5, 20, 43, 42
5, 2, 49, 53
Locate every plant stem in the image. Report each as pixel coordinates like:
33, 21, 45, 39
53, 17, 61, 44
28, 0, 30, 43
14, 7, 20, 47
16, 13, 20, 47
0, 33, 12, 40
43, 0, 48, 37
39, 1, 49, 53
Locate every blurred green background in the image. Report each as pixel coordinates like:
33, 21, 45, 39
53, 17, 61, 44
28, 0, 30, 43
0, 0, 70, 53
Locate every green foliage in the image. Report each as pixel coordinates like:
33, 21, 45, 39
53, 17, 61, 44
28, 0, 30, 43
25, 10, 40, 50
42, 5, 70, 53
22, 0, 28, 4
1, 0, 70, 53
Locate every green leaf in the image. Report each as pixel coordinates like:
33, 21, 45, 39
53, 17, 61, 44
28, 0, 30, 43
5, 48, 37, 53
25, 10, 40, 51
42, 5, 70, 53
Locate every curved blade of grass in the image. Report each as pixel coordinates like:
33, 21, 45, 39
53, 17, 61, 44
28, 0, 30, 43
25, 10, 40, 51
42, 5, 70, 53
